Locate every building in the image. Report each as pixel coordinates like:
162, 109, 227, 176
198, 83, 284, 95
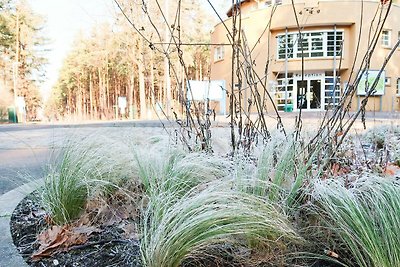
210, 0, 400, 113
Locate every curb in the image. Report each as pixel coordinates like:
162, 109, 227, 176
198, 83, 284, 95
0, 179, 43, 267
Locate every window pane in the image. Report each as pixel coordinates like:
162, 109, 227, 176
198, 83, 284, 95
277, 30, 344, 59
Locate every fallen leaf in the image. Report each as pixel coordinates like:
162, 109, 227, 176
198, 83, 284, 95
73, 225, 101, 235
385, 163, 400, 176
32, 225, 97, 261
32, 226, 69, 260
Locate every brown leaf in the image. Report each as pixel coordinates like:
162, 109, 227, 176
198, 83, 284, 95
324, 249, 339, 259
385, 163, 400, 176
32, 225, 96, 261
72, 225, 101, 235
32, 226, 69, 261
62, 231, 88, 248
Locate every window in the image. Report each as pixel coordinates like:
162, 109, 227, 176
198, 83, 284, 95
327, 31, 344, 56
275, 73, 294, 111
385, 77, 391, 86
214, 46, 224, 62
277, 34, 294, 59
324, 73, 341, 109
277, 30, 344, 60
397, 78, 400, 95
398, 31, 400, 48
382, 30, 391, 47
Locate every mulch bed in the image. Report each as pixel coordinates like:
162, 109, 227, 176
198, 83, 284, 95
10, 191, 142, 267
10, 192, 343, 267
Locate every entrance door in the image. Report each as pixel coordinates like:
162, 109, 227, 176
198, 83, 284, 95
309, 80, 321, 109
296, 79, 322, 110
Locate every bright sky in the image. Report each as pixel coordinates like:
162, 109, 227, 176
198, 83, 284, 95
27, 0, 115, 99
27, 0, 228, 100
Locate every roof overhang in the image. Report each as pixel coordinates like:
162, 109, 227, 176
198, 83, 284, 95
226, 0, 252, 17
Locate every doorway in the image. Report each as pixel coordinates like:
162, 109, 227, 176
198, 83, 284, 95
296, 79, 321, 110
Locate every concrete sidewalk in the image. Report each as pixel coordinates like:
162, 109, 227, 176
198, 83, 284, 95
0, 180, 42, 267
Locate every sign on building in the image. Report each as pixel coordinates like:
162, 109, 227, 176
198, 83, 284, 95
357, 70, 385, 96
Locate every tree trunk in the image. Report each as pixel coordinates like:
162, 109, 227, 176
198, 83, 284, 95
89, 72, 94, 119
139, 38, 146, 119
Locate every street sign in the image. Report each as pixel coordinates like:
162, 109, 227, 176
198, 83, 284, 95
118, 96, 127, 114
16, 96, 25, 113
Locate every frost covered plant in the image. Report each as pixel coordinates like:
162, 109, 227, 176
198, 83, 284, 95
41, 135, 136, 225
42, 144, 92, 225
311, 177, 400, 267
134, 145, 231, 200
364, 125, 400, 149
233, 132, 313, 210
135, 137, 307, 267
140, 178, 301, 267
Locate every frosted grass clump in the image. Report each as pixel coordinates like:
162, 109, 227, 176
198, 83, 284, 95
311, 177, 400, 267
41, 134, 136, 225
141, 178, 302, 267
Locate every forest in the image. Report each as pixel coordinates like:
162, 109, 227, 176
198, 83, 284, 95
0, 0, 221, 121
47, 0, 217, 121
0, 0, 46, 121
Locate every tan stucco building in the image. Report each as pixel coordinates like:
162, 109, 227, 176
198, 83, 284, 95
210, 0, 400, 113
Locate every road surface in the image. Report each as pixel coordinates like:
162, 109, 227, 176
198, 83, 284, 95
0, 121, 168, 195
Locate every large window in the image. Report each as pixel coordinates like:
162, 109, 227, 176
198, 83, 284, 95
324, 72, 341, 109
277, 30, 344, 59
275, 73, 294, 111
382, 30, 391, 47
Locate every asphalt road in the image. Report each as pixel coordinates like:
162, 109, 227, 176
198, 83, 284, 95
0, 148, 49, 195
0, 121, 170, 195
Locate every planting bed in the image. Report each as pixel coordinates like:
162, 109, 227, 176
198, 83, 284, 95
8, 125, 400, 267
10, 191, 142, 267
10, 192, 281, 267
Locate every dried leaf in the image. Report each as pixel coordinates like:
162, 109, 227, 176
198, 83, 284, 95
32, 225, 96, 261
385, 163, 400, 176
72, 225, 101, 235
32, 226, 69, 261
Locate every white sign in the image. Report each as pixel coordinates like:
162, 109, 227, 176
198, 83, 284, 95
118, 96, 127, 114
118, 97, 127, 108
293, 73, 324, 79
187, 80, 225, 101
16, 96, 25, 113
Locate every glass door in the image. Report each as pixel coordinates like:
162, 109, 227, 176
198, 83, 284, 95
296, 79, 322, 110
309, 80, 321, 109
296, 80, 307, 109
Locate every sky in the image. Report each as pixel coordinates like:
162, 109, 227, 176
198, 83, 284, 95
27, 0, 115, 99
27, 0, 229, 100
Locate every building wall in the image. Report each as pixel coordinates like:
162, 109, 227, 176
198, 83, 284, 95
211, 0, 400, 113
